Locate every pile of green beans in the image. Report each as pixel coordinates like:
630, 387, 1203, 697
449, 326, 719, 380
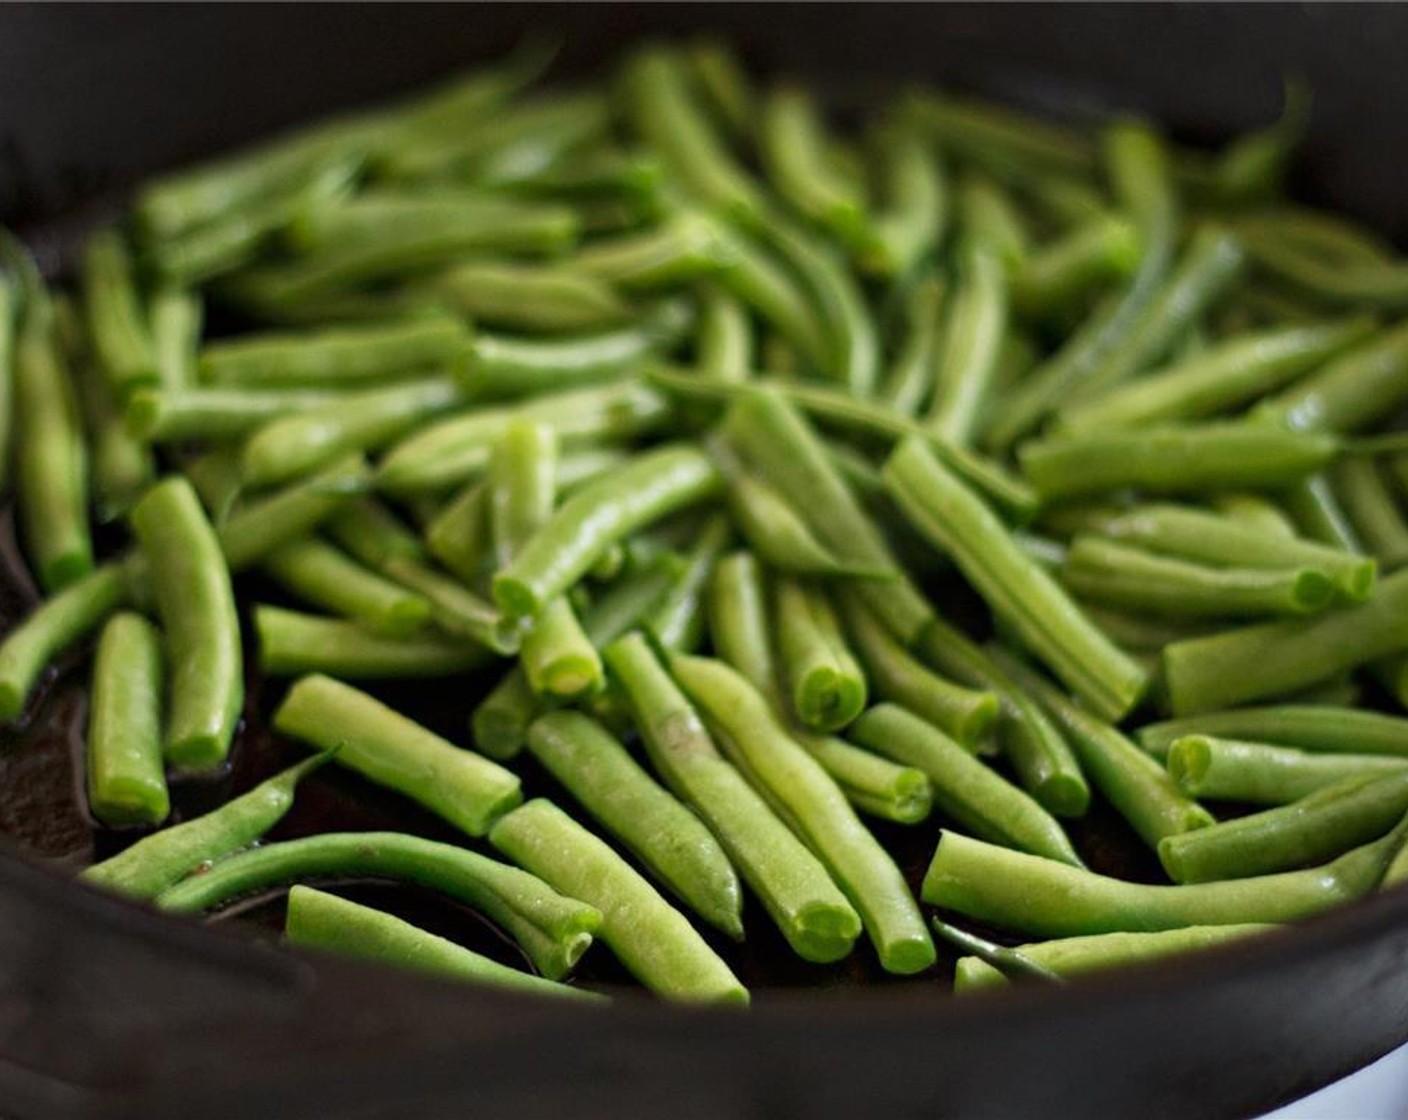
6, 36, 1408, 1004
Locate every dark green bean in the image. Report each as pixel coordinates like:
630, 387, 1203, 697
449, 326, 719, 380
852, 704, 1081, 865
1011, 215, 1140, 319
572, 211, 730, 290
862, 122, 945, 279
1163, 569, 1408, 715
157, 829, 601, 983
83, 753, 329, 898
694, 287, 753, 382
760, 84, 870, 249
255, 605, 489, 679
490, 799, 746, 1004
68, 319, 154, 524
130, 478, 242, 770
85, 612, 168, 828
685, 38, 755, 141
903, 90, 1096, 181
885, 438, 1148, 721
1166, 735, 1408, 805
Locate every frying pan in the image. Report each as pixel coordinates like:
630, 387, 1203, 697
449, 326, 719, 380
3, 5, 1408, 1118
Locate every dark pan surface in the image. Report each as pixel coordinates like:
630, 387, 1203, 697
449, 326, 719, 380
4, 5, 1408, 1118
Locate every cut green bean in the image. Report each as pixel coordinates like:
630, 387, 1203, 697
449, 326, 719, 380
773, 576, 867, 732
1061, 536, 1336, 618
1020, 423, 1340, 503
284, 886, 600, 1000
424, 481, 488, 584
262, 537, 431, 637
880, 273, 943, 417
274, 674, 521, 836
642, 512, 730, 652
127, 386, 346, 442
150, 287, 202, 392
798, 735, 934, 825
923, 819, 1408, 939
527, 711, 742, 936
954, 925, 1274, 992
218, 455, 371, 573
670, 651, 935, 974
989, 647, 1213, 847
1211, 493, 1298, 539
1139, 706, 1408, 759
157, 829, 600, 982
926, 231, 1008, 448
852, 704, 1080, 865
493, 444, 721, 618
0, 279, 15, 494
694, 287, 753, 382
82, 229, 157, 398
1257, 321, 1408, 435
72, 336, 154, 524
85, 613, 168, 828
14, 301, 92, 591
1011, 215, 1140, 319
1166, 735, 1408, 806
760, 83, 869, 249
521, 598, 602, 699
1160, 771, 1408, 884
862, 122, 945, 279
130, 478, 242, 770
573, 211, 730, 290
84, 753, 330, 898
487, 421, 557, 569
1333, 457, 1408, 569
1163, 569, 1408, 715
885, 438, 1148, 721
491, 799, 746, 1003
255, 606, 488, 679
380, 555, 523, 654
840, 595, 999, 748
434, 260, 627, 333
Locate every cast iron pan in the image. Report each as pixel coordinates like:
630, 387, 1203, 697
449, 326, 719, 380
3, 5, 1408, 1118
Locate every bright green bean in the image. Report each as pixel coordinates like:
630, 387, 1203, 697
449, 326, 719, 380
424, 481, 488, 584
262, 537, 431, 636
1257, 321, 1408, 435
255, 605, 488, 679
773, 576, 867, 732
760, 83, 869, 248
85, 613, 168, 828
218, 455, 371, 573
434, 260, 627, 333
862, 122, 945, 279
82, 229, 157, 397
126, 386, 347, 442
1139, 706, 1408, 759
149, 287, 202, 392
926, 237, 1007, 447
879, 273, 944, 417
130, 478, 242, 770
1167, 735, 1408, 806
380, 555, 523, 654
694, 287, 753, 381
1011, 215, 1141, 319
1333, 458, 1408, 569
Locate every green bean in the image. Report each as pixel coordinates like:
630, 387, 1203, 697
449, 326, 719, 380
760, 84, 869, 249
84, 753, 330, 898
880, 273, 944, 417
1075, 601, 1217, 654
1235, 225, 1408, 310
685, 38, 755, 141
82, 229, 157, 397
14, 301, 92, 591
572, 211, 730, 291
886, 438, 1148, 720
149, 287, 201, 392
433, 260, 627, 333
642, 513, 730, 652
903, 89, 1095, 180
200, 315, 467, 388
1166, 735, 1408, 806
1069, 225, 1245, 402
1071, 503, 1375, 602
933, 918, 1065, 987
85, 613, 167, 828
157, 829, 600, 982
0, 560, 138, 720
487, 421, 557, 568
926, 238, 1008, 447
1139, 705, 1408, 759
1333, 458, 1408, 569
1160, 771, 1408, 884
910, 617, 1089, 817
284, 886, 600, 1000
1011, 216, 1141, 319
1163, 569, 1408, 715
491, 799, 746, 1003
924, 816, 1408, 939
521, 599, 602, 700
765, 220, 880, 394
255, 605, 487, 679
653, 369, 1039, 523
1059, 317, 1377, 433
126, 386, 347, 442
605, 633, 861, 962
1209, 493, 1298, 539
130, 478, 241, 771
424, 482, 488, 583
694, 288, 753, 382
840, 595, 999, 749
376, 382, 669, 495
1060, 536, 1336, 618
72, 334, 154, 524
852, 704, 1080, 865
670, 651, 934, 974
1020, 423, 1340, 503
862, 122, 945, 278
326, 496, 427, 567
797, 735, 934, 825
989, 647, 1212, 847
1257, 321, 1408, 435
242, 378, 462, 489
493, 444, 720, 618
274, 674, 521, 836
1281, 474, 1364, 552
617, 46, 767, 229
709, 438, 886, 579
982, 122, 1178, 449
262, 538, 431, 637
954, 925, 1274, 992
773, 577, 867, 732
526, 711, 742, 937
718, 391, 934, 643
379, 555, 522, 654
218, 454, 370, 573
